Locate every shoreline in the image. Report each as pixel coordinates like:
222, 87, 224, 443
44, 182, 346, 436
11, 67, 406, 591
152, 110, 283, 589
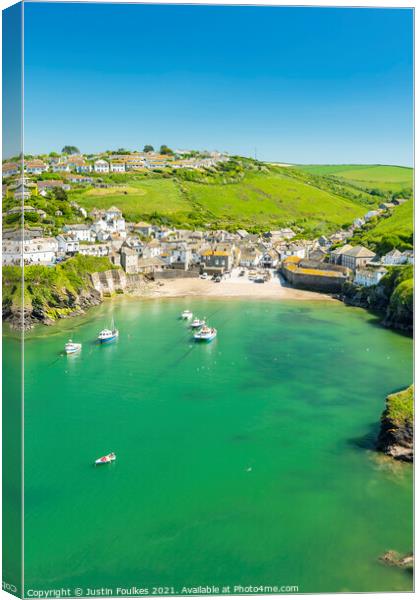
130, 276, 335, 302
12, 277, 334, 337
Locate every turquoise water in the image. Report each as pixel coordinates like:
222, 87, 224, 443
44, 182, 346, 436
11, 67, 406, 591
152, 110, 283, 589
18, 298, 413, 594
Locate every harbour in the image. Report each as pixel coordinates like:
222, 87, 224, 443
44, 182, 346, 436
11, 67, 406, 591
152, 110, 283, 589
13, 297, 413, 594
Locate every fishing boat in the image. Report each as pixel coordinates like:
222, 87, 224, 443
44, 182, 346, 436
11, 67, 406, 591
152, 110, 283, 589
191, 318, 206, 329
194, 325, 217, 342
181, 310, 193, 320
64, 339, 82, 354
97, 318, 119, 343
95, 452, 116, 465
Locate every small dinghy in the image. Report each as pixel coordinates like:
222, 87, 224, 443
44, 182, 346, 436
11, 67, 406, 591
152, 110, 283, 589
191, 318, 206, 329
194, 326, 217, 342
65, 339, 82, 354
181, 310, 193, 320
95, 452, 116, 465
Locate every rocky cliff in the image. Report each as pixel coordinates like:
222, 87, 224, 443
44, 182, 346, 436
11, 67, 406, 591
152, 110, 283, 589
377, 385, 413, 462
3, 256, 119, 331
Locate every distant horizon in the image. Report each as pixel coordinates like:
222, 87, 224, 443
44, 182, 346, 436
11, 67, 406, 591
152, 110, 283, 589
4, 149, 414, 170
3, 144, 414, 169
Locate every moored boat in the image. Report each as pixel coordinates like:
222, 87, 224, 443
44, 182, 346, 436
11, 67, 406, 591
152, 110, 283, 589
194, 325, 217, 342
65, 339, 82, 354
191, 318, 206, 329
98, 318, 119, 343
181, 310, 193, 320
95, 452, 116, 465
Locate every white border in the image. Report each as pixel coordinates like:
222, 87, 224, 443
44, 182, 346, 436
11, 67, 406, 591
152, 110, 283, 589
0, 2, 416, 600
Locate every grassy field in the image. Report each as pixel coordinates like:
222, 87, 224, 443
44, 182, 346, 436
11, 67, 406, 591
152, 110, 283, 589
70, 167, 369, 234
73, 179, 192, 223
67, 161, 413, 234
182, 170, 364, 233
297, 164, 413, 193
365, 200, 413, 237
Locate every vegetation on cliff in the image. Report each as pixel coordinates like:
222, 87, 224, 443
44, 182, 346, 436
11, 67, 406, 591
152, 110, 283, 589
385, 385, 414, 425
2, 255, 116, 328
343, 265, 413, 331
377, 385, 413, 462
348, 200, 413, 254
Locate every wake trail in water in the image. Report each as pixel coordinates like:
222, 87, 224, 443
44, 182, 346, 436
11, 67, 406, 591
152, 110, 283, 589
48, 355, 63, 367
149, 306, 241, 384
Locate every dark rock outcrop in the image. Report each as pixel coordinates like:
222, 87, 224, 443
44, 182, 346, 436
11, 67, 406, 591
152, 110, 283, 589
380, 550, 413, 570
377, 386, 413, 462
4, 285, 104, 331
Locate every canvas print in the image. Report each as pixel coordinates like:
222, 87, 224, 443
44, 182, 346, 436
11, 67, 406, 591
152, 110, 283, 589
2, 1, 414, 597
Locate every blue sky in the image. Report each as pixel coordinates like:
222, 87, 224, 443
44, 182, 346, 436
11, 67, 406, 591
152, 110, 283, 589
22, 2, 413, 165
3, 2, 22, 158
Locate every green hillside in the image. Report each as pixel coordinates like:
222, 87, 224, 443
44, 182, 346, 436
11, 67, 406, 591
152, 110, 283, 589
67, 160, 382, 235
72, 179, 191, 222
350, 199, 413, 253
180, 169, 365, 234
297, 164, 413, 194
56, 159, 412, 235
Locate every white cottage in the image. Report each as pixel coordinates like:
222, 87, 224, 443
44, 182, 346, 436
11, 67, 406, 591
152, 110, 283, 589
110, 162, 126, 173
63, 224, 93, 242
354, 266, 387, 287
94, 159, 110, 173
3, 237, 58, 265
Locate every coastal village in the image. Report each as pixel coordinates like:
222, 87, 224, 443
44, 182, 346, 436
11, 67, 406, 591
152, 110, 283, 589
1, 4, 414, 596
2, 150, 413, 297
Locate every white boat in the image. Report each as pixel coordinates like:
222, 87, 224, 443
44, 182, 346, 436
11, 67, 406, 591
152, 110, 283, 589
194, 326, 217, 342
181, 310, 193, 320
65, 339, 82, 354
191, 318, 206, 329
98, 318, 119, 343
95, 452, 116, 465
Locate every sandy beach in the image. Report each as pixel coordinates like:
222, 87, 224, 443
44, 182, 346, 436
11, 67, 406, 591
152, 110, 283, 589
136, 272, 334, 302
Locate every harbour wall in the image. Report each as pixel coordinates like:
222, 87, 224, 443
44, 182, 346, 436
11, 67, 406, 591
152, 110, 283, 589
90, 269, 150, 295
89, 269, 199, 296
155, 269, 200, 280
90, 269, 127, 295
281, 260, 349, 293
